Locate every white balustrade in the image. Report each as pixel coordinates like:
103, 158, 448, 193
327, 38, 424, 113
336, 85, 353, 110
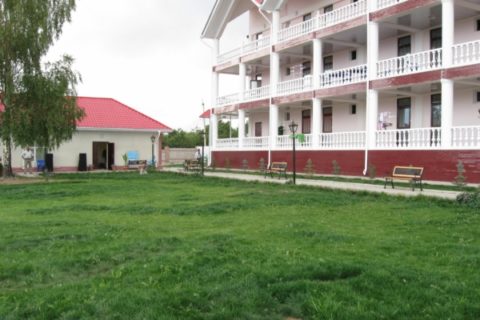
242, 35, 271, 55
377, 49, 443, 78
317, 0, 366, 29
276, 134, 312, 149
376, 0, 407, 10
452, 126, 480, 148
276, 75, 313, 96
215, 138, 239, 149
242, 136, 269, 149
217, 47, 242, 65
319, 131, 366, 149
375, 128, 442, 149
216, 93, 239, 106
244, 85, 270, 102
277, 18, 315, 43
453, 40, 480, 67
319, 65, 367, 88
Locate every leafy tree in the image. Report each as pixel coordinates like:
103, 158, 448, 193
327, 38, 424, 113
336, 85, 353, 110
163, 121, 238, 148
0, 0, 82, 177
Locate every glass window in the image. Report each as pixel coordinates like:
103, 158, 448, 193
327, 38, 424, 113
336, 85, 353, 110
302, 110, 311, 134
254, 122, 262, 137
303, 13, 312, 21
351, 104, 357, 115
431, 94, 441, 127
302, 61, 311, 76
430, 28, 442, 49
477, 91, 480, 102
286, 67, 291, 76
323, 107, 333, 133
398, 35, 411, 56
477, 19, 480, 31
324, 5, 333, 13
323, 55, 333, 71
397, 98, 411, 129
351, 50, 357, 60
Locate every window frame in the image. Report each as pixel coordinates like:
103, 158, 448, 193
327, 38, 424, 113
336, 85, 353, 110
397, 97, 412, 129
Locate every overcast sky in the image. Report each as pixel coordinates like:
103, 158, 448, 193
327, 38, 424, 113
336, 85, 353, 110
46, 0, 247, 131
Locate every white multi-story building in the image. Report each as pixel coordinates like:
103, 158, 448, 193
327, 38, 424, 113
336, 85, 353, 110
202, 0, 480, 182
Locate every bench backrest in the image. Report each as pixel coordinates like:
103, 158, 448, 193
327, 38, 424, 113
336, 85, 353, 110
392, 166, 423, 178
271, 162, 288, 170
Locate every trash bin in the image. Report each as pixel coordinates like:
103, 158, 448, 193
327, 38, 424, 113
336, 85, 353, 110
36, 160, 45, 172
45, 153, 54, 172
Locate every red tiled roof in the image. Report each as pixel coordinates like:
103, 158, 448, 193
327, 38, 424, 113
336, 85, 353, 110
0, 97, 172, 132
199, 108, 212, 119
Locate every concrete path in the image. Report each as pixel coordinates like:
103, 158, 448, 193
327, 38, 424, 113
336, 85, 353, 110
163, 168, 461, 200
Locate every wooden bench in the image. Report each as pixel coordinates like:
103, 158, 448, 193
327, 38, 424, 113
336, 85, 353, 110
184, 160, 201, 172
128, 160, 147, 174
265, 162, 288, 179
384, 166, 424, 191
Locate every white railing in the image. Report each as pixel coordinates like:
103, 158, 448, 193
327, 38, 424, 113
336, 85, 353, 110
244, 85, 270, 102
217, 47, 242, 65
375, 128, 442, 149
319, 65, 367, 88
319, 131, 366, 149
242, 35, 271, 55
376, 0, 407, 10
216, 138, 239, 149
242, 136, 269, 149
453, 40, 480, 67
276, 134, 313, 149
377, 49, 443, 78
276, 75, 313, 96
216, 93, 239, 106
452, 126, 480, 148
277, 18, 315, 43
318, 0, 366, 29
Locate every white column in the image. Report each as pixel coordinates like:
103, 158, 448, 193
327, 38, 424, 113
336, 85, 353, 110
211, 39, 220, 107
367, 0, 377, 12
210, 113, 218, 148
270, 104, 279, 148
367, 21, 379, 79
441, 79, 454, 148
238, 109, 245, 148
313, 39, 323, 89
272, 11, 280, 44
367, 89, 379, 149
312, 98, 322, 147
270, 52, 280, 96
239, 63, 246, 101
442, 0, 455, 68
212, 39, 219, 65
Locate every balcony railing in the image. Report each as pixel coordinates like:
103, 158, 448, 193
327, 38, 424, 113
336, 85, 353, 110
375, 128, 442, 149
276, 75, 313, 96
244, 85, 270, 102
376, 0, 407, 10
319, 65, 368, 88
216, 93, 239, 107
377, 49, 443, 78
452, 126, 480, 148
276, 134, 313, 149
217, 37, 271, 65
318, 0, 366, 29
216, 138, 239, 149
319, 131, 366, 149
453, 40, 480, 67
277, 18, 315, 43
243, 136, 269, 149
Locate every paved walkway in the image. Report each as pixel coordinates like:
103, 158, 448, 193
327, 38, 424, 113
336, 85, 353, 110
164, 168, 461, 200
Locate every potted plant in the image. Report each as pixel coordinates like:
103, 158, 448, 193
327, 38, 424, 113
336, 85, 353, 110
113, 153, 129, 171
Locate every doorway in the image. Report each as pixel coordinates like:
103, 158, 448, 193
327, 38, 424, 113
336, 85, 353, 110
92, 142, 115, 170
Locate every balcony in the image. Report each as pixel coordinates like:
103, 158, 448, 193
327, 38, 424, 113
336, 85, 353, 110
452, 126, 480, 149
276, 134, 313, 149
216, 93, 240, 107
242, 136, 269, 149
276, 75, 313, 96
376, 0, 407, 10
217, 36, 271, 65
319, 65, 368, 88
244, 85, 270, 102
453, 40, 480, 67
375, 128, 442, 149
377, 49, 442, 79
319, 131, 366, 149
277, 0, 366, 44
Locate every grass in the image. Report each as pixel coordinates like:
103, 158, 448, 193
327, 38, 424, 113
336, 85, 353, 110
0, 172, 479, 319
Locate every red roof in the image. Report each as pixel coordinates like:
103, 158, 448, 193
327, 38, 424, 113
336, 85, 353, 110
1, 97, 172, 132
199, 108, 212, 119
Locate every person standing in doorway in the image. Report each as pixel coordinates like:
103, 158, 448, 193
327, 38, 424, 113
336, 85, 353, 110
21, 146, 34, 175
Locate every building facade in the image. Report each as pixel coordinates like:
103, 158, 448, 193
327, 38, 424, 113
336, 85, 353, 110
202, 0, 480, 182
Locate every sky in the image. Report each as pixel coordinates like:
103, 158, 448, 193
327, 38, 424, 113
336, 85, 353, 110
46, 0, 248, 131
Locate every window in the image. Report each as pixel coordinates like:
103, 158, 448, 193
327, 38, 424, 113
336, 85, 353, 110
477, 19, 480, 31
323, 107, 333, 133
397, 98, 411, 129
286, 67, 291, 76
302, 61, 311, 76
302, 110, 311, 134
431, 94, 441, 127
351, 50, 357, 61
285, 112, 290, 121
303, 13, 312, 21
476, 91, 480, 102
430, 28, 442, 49
323, 55, 333, 71
351, 104, 357, 115
398, 35, 411, 56
250, 74, 262, 89
324, 4, 333, 13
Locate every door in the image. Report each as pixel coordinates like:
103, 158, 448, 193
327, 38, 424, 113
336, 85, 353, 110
255, 122, 262, 137
302, 110, 311, 134
323, 107, 333, 133
397, 98, 411, 146
430, 94, 441, 146
107, 143, 115, 170
398, 35, 412, 73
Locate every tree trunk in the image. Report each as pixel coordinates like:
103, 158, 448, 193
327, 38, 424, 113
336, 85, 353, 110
3, 137, 14, 177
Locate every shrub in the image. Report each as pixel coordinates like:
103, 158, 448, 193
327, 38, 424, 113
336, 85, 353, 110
368, 164, 377, 179
241, 159, 249, 171
453, 161, 467, 188
456, 188, 480, 209
332, 160, 341, 175
304, 159, 315, 176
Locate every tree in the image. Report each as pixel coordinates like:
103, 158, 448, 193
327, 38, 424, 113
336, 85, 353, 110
0, 0, 82, 177
162, 121, 238, 148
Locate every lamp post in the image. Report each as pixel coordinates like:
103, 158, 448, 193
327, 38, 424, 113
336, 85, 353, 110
200, 130, 205, 176
150, 135, 156, 168
288, 121, 298, 185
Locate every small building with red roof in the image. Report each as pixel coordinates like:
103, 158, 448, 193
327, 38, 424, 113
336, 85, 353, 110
2, 97, 172, 172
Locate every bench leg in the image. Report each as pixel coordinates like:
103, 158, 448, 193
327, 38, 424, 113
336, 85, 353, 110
391, 179, 394, 189
420, 180, 423, 191
384, 178, 387, 189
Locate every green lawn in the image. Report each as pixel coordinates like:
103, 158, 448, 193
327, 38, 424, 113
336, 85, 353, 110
0, 172, 479, 319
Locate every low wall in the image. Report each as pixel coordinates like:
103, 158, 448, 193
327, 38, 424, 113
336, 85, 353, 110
163, 147, 196, 164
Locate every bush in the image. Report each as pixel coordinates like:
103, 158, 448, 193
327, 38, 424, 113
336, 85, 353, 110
456, 188, 480, 209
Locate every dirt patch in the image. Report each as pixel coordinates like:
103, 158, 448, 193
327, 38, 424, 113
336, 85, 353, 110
0, 178, 46, 185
